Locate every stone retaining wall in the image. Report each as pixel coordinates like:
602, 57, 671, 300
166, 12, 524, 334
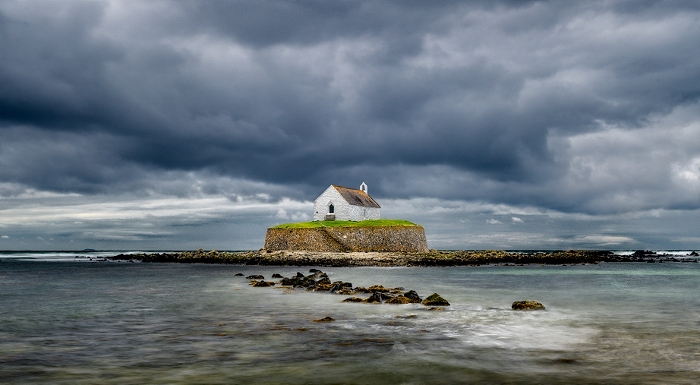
264, 225, 429, 252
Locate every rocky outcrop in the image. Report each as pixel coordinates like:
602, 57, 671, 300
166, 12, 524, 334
110, 249, 658, 266
264, 225, 429, 252
421, 293, 450, 306
511, 300, 546, 311
263, 268, 446, 307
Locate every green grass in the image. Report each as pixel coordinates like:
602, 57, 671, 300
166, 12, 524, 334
271, 219, 419, 229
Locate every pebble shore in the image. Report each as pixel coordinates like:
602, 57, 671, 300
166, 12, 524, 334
107, 249, 696, 266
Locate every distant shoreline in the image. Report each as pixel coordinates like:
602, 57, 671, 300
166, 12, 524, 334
109, 249, 699, 266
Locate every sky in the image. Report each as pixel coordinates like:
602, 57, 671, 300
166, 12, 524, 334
1, 0, 700, 251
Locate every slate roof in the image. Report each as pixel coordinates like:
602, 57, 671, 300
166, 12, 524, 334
332, 185, 381, 208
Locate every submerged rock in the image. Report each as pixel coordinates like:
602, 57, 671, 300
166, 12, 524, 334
422, 293, 450, 306
246, 274, 265, 280
511, 300, 546, 311
312, 316, 335, 323
271, 273, 283, 278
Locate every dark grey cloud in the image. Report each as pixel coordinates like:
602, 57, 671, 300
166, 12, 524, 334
2, 0, 700, 249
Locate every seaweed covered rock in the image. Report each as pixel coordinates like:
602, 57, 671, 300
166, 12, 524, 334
386, 295, 414, 304
422, 293, 450, 306
511, 300, 545, 311
366, 292, 383, 303
312, 316, 335, 323
329, 281, 353, 293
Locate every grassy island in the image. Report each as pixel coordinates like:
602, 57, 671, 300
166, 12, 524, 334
271, 219, 419, 229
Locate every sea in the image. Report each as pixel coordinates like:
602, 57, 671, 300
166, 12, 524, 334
1, 251, 699, 384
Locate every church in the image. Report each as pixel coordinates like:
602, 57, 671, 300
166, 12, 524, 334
313, 183, 380, 221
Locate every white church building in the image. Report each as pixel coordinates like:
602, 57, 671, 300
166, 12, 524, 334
313, 182, 381, 221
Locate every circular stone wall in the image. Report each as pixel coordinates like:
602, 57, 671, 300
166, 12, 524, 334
264, 225, 429, 252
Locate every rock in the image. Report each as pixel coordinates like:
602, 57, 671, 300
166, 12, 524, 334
368, 285, 390, 293
307, 271, 327, 280
422, 293, 450, 306
379, 292, 394, 301
386, 295, 413, 304
314, 283, 333, 291
271, 273, 283, 278
246, 274, 265, 280
689, 251, 699, 256
404, 290, 422, 303
252, 280, 274, 287
234, 273, 244, 276
328, 282, 343, 293
342, 297, 365, 303
312, 316, 335, 322
511, 300, 545, 311
366, 292, 383, 303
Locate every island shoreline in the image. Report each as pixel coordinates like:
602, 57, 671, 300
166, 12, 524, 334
108, 249, 698, 266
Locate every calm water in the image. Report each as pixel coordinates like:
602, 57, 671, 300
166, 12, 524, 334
1, 253, 699, 384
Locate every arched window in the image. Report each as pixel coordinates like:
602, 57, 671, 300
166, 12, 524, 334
328, 204, 334, 214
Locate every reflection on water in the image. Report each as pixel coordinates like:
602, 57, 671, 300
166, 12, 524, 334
1, 259, 699, 384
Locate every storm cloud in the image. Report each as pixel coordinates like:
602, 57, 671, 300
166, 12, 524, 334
1, 0, 700, 250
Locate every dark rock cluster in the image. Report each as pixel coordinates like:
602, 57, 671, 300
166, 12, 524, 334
243, 269, 449, 307
242, 270, 547, 312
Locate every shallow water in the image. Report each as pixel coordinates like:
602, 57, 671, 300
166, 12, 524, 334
1, 257, 699, 384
